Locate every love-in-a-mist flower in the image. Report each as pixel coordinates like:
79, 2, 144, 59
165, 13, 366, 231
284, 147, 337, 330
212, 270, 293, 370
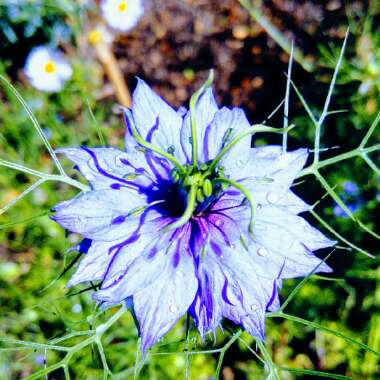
52, 74, 335, 353
101, 0, 144, 32
24, 46, 72, 93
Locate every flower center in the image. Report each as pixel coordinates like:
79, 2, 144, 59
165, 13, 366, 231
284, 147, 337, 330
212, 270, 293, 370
118, 1, 128, 12
171, 164, 225, 214
44, 60, 56, 74
88, 29, 102, 45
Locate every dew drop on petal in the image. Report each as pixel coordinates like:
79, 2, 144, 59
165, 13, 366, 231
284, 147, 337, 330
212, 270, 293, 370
250, 304, 259, 312
167, 145, 175, 154
169, 304, 178, 313
266, 191, 280, 204
257, 247, 268, 257
236, 159, 244, 168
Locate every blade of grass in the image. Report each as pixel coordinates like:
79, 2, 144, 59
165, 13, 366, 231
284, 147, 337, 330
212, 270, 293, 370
0, 75, 65, 175
0, 178, 46, 215
86, 99, 107, 146
282, 40, 294, 153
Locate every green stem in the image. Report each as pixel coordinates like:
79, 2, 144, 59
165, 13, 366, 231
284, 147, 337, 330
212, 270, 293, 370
277, 366, 353, 379
214, 331, 242, 379
124, 108, 185, 173
208, 125, 291, 173
162, 182, 198, 232
282, 40, 294, 153
214, 177, 256, 235
298, 144, 380, 178
238, 0, 314, 72
313, 29, 348, 164
0, 74, 66, 176
257, 340, 281, 380
189, 70, 214, 168
0, 158, 89, 192
267, 312, 380, 358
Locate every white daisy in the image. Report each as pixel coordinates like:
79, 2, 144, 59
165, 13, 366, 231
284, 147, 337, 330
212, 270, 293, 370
24, 46, 73, 93
101, 0, 144, 32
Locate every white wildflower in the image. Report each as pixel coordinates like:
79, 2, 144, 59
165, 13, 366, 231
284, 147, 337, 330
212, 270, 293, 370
24, 46, 72, 93
101, 0, 144, 32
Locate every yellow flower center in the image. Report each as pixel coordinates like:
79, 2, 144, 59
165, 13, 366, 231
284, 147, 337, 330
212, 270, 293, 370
44, 60, 56, 74
88, 29, 102, 45
118, 1, 128, 12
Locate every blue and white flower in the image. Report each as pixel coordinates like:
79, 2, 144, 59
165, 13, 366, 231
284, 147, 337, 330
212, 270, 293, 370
52, 77, 335, 353
101, 0, 144, 32
24, 46, 72, 93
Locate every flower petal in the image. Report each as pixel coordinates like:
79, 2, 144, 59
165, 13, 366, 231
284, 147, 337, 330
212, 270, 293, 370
52, 189, 146, 240
56, 147, 154, 190
235, 146, 308, 188
197, 246, 273, 339
133, 241, 198, 353
93, 226, 177, 302
248, 205, 335, 278
67, 241, 116, 287
131, 79, 185, 162
204, 107, 251, 164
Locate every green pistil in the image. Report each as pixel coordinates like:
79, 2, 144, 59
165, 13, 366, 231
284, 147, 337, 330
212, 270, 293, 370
165, 162, 258, 237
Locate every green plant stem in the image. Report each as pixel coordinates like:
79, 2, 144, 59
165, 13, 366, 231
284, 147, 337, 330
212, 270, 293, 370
314, 29, 348, 164
257, 340, 281, 380
0, 158, 89, 193
282, 40, 294, 153
214, 331, 242, 379
22, 305, 127, 380
267, 312, 380, 358
238, 0, 314, 72
124, 108, 185, 173
0, 74, 65, 176
208, 124, 291, 172
298, 144, 380, 178
189, 70, 214, 168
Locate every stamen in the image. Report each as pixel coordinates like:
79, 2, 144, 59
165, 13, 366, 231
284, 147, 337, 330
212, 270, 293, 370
118, 1, 128, 12
44, 60, 56, 74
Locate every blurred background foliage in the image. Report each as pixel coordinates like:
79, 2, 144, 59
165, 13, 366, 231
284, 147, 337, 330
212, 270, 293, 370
0, 0, 379, 379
